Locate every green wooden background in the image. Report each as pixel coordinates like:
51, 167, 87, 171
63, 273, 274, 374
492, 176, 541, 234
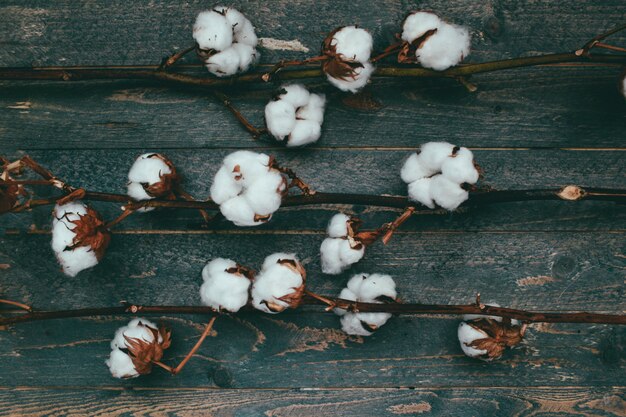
0, 1, 624, 415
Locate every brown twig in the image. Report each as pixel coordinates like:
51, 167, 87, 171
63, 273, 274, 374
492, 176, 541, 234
262, 55, 328, 82
0, 298, 623, 326
380, 206, 416, 245
159, 44, 197, 70
211, 91, 266, 139
576, 22, 626, 56
169, 316, 217, 375
0, 299, 32, 312
370, 41, 403, 63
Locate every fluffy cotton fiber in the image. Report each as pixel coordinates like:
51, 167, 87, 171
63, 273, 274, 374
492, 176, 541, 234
320, 213, 365, 275
323, 26, 374, 93
210, 151, 286, 226
401, 11, 470, 71
127, 153, 176, 209
106, 318, 161, 378
200, 258, 252, 312
335, 273, 397, 336
401, 142, 479, 210
265, 84, 326, 147
193, 7, 259, 77
251, 253, 306, 313
51, 201, 109, 277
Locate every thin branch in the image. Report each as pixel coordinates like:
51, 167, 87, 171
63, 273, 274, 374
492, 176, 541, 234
211, 91, 266, 139
8, 186, 625, 214
170, 316, 217, 375
576, 22, 626, 56
159, 44, 197, 70
0, 53, 625, 87
0, 299, 32, 312
0, 298, 624, 326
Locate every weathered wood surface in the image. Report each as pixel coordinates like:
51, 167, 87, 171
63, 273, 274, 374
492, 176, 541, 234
0, 0, 625, 414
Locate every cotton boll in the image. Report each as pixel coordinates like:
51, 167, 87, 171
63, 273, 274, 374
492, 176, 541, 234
327, 213, 351, 238
402, 11, 442, 42
126, 153, 176, 207
287, 120, 322, 147
127, 181, 153, 202
332, 26, 373, 63
418, 142, 455, 172
206, 47, 241, 77
107, 348, 140, 379
441, 147, 479, 184
222, 151, 271, 184
243, 170, 286, 215
55, 246, 99, 277
231, 43, 257, 72
193, 10, 233, 51
52, 202, 110, 276
200, 258, 251, 312
252, 253, 305, 313
296, 93, 326, 125
265, 99, 297, 140
458, 322, 489, 358
210, 166, 244, 205
219, 195, 265, 226
406, 177, 433, 208
430, 175, 468, 210
338, 239, 365, 266
326, 61, 375, 93
128, 153, 172, 185
236, 19, 258, 47
320, 238, 345, 275
335, 273, 397, 336
401, 152, 433, 183
417, 23, 470, 71
111, 318, 160, 350
279, 84, 311, 108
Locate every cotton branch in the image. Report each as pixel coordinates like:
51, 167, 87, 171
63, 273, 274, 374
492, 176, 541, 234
0, 297, 624, 326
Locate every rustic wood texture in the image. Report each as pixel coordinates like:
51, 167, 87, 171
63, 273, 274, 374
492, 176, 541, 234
0, 0, 625, 415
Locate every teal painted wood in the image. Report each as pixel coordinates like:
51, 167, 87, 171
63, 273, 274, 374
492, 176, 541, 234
0, 0, 625, 410
0, 387, 624, 416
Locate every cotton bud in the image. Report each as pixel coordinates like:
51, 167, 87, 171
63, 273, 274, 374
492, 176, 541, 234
322, 26, 375, 93
193, 7, 259, 77
200, 258, 254, 312
106, 318, 172, 378
51, 201, 110, 276
458, 317, 526, 360
251, 253, 306, 313
265, 84, 326, 147
400, 11, 470, 71
210, 151, 288, 226
320, 213, 379, 275
127, 153, 178, 209
335, 273, 398, 336
401, 142, 479, 210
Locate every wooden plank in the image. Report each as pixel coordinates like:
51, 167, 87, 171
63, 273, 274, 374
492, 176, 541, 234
1, 149, 624, 231
0, 387, 624, 416
1, 0, 625, 66
1, 67, 625, 149
0, 313, 623, 387
1, 232, 623, 311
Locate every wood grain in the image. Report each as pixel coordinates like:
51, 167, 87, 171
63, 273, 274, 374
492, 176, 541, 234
0, 387, 624, 416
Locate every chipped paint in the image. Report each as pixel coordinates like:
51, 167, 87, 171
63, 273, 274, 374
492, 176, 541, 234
259, 37, 310, 52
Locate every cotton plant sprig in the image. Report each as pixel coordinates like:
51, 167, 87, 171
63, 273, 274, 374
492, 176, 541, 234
106, 316, 218, 379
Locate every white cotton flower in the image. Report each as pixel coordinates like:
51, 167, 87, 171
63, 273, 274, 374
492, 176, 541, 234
402, 11, 470, 71
51, 201, 110, 277
620, 73, 626, 99
127, 153, 177, 209
193, 7, 259, 77
265, 84, 326, 147
325, 61, 375, 93
400, 142, 479, 211
200, 258, 252, 312
210, 151, 286, 226
335, 273, 397, 336
320, 213, 367, 275
322, 26, 375, 93
331, 26, 373, 63
327, 213, 351, 238
458, 321, 489, 358
107, 318, 162, 379
251, 253, 306, 313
